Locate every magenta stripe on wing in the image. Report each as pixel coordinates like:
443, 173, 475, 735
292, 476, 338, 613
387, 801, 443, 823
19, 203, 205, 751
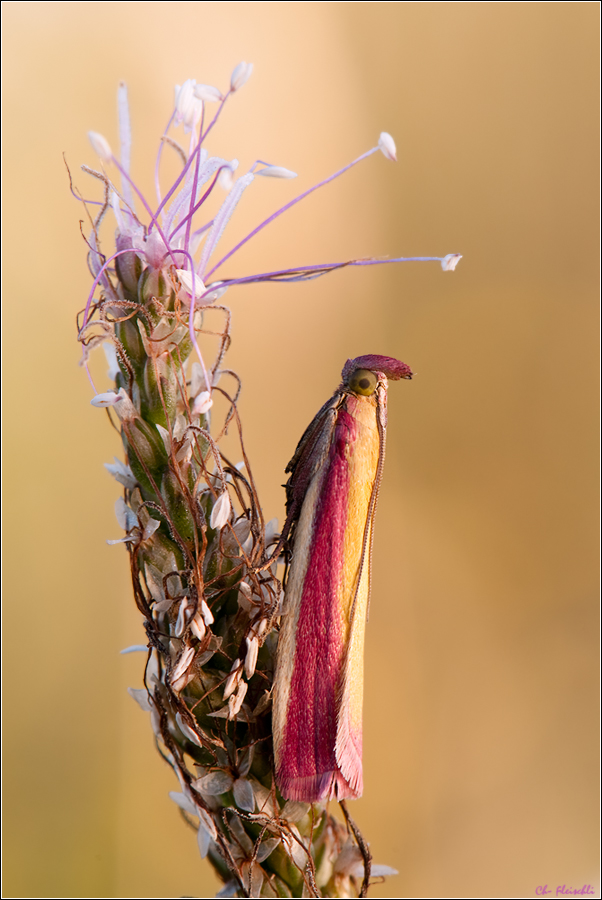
278, 408, 358, 800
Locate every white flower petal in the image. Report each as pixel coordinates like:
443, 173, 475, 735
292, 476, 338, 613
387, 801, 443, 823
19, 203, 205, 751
142, 517, 161, 541
171, 644, 195, 683
153, 597, 174, 614
193, 83, 223, 103
175, 79, 202, 132
190, 362, 208, 396
233, 777, 255, 812
370, 864, 399, 877
238, 745, 254, 778
176, 268, 206, 299
103, 342, 120, 381
228, 680, 248, 719
174, 597, 189, 637
280, 800, 310, 823
104, 457, 137, 489
197, 823, 211, 859
230, 61, 253, 92
335, 840, 363, 876
175, 711, 203, 747
90, 390, 121, 408
190, 612, 206, 641
251, 690, 271, 717
255, 617, 269, 637
377, 131, 397, 162
88, 130, 112, 162
441, 253, 462, 272
257, 166, 297, 179
223, 659, 242, 701
194, 770, 234, 796
171, 669, 195, 692
196, 805, 218, 840
120, 644, 148, 654
115, 497, 138, 531
257, 838, 280, 863
207, 705, 230, 719
114, 497, 128, 530
192, 391, 213, 416
168, 790, 197, 817
200, 598, 214, 625
110, 387, 137, 422
210, 491, 231, 530
244, 636, 258, 680
127, 687, 151, 711
144, 563, 166, 604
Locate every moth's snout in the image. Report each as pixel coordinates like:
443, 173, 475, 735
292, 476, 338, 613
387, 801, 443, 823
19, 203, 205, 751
381, 360, 413, 381
388, 364, 414, 381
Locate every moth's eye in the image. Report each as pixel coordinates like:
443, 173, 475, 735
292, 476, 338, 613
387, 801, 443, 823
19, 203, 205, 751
348, 368, 377, 396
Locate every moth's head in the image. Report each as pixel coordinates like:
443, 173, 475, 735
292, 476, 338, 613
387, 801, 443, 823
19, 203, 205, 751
342, 355, 413, 396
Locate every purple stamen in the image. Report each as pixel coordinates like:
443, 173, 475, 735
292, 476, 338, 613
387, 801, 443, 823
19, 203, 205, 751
184, 135, 204, 254
205, 256, 448, 289
189, 221, 214, 242
68, 185, 103, 208
163, 158, 228, 238
198, 102, 206, 149
173, 169, 224, 246
149, 92, 231, 236
198, 92, 230, 148
149, 129, 208, 235
249, 159, 277, 174
353, 256, 444, 265
110, 154, 178, 266
84, 361, 97, 393
204, 146, 379, 279
154, 110, 176, 206
198, 173, 255, 277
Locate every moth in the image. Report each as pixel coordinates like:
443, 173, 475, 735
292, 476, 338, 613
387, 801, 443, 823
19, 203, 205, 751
272, 354, 413, 802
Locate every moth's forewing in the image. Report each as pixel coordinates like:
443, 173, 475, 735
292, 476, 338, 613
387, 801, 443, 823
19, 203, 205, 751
284, 392, 342, 529
274, 383, 385, 802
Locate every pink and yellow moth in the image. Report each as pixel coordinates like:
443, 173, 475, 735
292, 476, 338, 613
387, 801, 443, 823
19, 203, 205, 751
272, 354, 413, 802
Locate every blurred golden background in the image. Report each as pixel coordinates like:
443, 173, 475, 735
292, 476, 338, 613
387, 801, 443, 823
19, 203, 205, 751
3, 2, 598, 897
